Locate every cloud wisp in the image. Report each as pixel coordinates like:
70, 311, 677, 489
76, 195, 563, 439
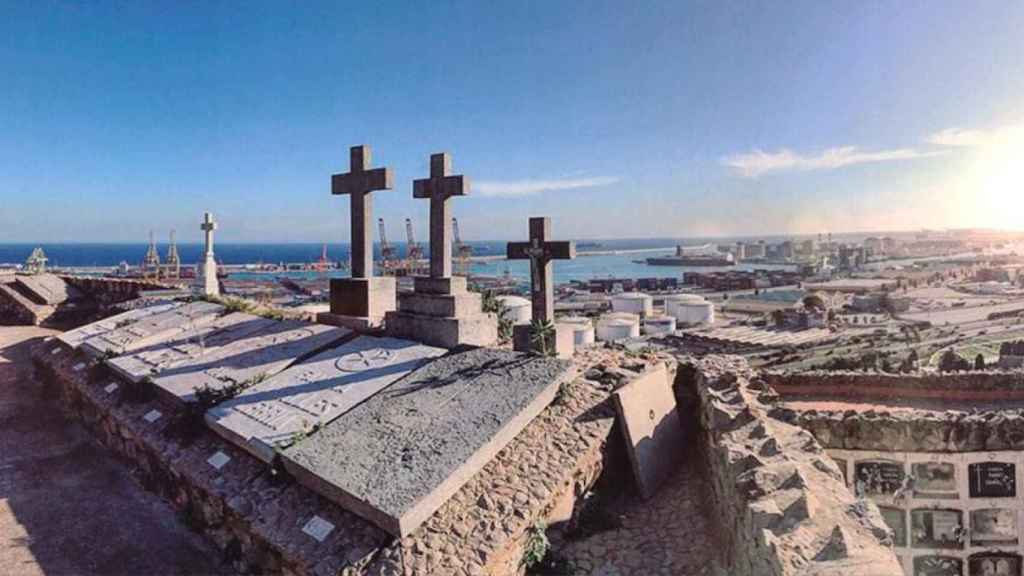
473, 176, 619, 198
722, 146, 945, 178
928, 123, 1023, 148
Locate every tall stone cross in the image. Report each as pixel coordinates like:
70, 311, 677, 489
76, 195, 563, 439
413, 153, 469, 278
332, 145, 393, 279
201, 212, 217, 256
507, 217, 576, 323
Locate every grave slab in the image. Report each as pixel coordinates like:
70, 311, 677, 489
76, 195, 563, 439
151, 320, 350, 406
282, 347, 573, 537
80, 301, 224, 358
206, 335, 445, 462
57, 301, 182, 349
106, 313, 276, 383
612, 363, 684, 499
15, 273, 82, 305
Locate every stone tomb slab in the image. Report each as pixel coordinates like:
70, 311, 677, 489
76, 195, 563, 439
15, 273, 82, 305
206, 336, 445, 462
80, 301, 225, 358
151, 320, 350, 406
106, 312, 277, 383
57, 301, 182, 349
612, 363, 684, 499
282, 347, 573, 537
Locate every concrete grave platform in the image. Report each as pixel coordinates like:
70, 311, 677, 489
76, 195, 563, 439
151, 320, 350, 406
106, 312, 276, 383
56, 301, 182, 349
612, 363, 684, 499
282, 347, 574, 536
14, 273, 82, 305
206, 335, 445, 462
80, 301, 224, 358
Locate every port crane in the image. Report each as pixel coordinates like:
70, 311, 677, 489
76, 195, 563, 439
405, 218, 424, 276
378, 218, 397, 275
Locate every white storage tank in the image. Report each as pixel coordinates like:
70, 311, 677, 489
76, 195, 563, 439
643, 315, 677, 336
559, 316, 596, 347
496, 295, 532, 324
611, 292, 653, 317
596, 312, 641, 341
665, 294, 715, 326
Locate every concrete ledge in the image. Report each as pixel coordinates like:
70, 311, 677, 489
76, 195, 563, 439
316, 312, 385, 333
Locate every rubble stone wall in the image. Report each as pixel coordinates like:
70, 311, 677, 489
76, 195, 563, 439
683, 356, 901, 576
766, 370, 1024, 401
60, 275, 171, 308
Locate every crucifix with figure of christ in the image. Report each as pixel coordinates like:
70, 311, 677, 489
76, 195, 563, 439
413, 152, 468, 279
507, 217, 576, 324
332, 145, 393, 279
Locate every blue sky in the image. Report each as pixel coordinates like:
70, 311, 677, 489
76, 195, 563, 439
1, 1, 1022, 243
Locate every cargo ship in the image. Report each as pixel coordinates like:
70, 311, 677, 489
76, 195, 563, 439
646, 244, 735, 267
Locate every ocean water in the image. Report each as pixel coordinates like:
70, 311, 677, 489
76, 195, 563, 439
0, 238, 800, 285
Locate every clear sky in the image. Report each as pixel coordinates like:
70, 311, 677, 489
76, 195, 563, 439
1, 1, 1022, 243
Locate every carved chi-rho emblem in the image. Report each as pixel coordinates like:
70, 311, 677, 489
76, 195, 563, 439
335, 348, 396, 372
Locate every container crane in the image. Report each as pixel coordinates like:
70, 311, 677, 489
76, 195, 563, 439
453, 217, 472, 277
379, 218, 397, 275
406, 218, 424, 275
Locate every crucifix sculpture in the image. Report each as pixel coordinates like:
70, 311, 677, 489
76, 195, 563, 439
413, 153, 468, 279
507, 217, 576, 323
332, 145, 393, 279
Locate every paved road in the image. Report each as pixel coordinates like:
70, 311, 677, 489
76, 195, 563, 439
0, 326, 229, 576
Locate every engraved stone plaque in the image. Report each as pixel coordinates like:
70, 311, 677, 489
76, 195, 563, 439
971, 509, 1018, 546
103, 383, 119, 394
913, 556, 963, 576
911, 508, 964, 549
878, 506, 907, 547
854, 460, 904, 496
969, 553, 1022, 576
143, 409, 162, 423
970, 462, 1016, 498
914, 462, 958, 499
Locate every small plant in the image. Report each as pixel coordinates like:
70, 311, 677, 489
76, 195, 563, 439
529, 319, 557, 357
481, 291, 515, 343
521, 521, 550, 569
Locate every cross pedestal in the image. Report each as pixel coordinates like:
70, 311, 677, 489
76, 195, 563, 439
317, 145, 396, 332
507, 217, 576, 358
385, 152, 497, 348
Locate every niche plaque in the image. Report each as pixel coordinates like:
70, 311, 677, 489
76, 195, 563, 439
969, 462, 1016, 498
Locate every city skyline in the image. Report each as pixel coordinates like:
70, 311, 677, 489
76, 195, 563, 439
2, 2, 1022, 243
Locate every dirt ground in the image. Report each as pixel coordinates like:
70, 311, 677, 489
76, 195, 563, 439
0, 326, 229, 576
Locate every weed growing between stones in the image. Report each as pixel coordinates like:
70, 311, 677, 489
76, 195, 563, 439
166, 376, 258, 445
481, 290, 515, 344
530, 319, 557, 357
521, 521, 551, 569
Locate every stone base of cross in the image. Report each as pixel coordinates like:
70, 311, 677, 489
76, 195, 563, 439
319, 276, 396, 331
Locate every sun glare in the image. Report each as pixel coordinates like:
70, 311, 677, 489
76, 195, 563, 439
964, 125, 1024, 229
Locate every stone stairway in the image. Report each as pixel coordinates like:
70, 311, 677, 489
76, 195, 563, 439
0, 283, 56, 325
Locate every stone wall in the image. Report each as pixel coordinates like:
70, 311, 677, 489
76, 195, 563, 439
60, 275, 171, 308
0, 283, 51, 325
682, 356, 901, 575
766, 370, 1024, 402
33, 337, 622, 576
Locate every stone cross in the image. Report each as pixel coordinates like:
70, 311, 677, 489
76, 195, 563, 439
201, 212, 217, 256
413, 153, 469, 278
506, 217, 575, 323
332, 145, 393, 279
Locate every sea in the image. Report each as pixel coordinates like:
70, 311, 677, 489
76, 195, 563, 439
0, 237, 815, 285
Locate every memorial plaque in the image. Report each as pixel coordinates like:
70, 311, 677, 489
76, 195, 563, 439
855, 460, 905, 496
57, 302, 181, 349
206, 336, 445, 462
970, 462, 1016, 498
911, 508, 964, 549
206, 451, 231, 471
143, 409, 163, 423
878, 506, 907, 547
106, 313, 274, 383
50, 347, 61, 355
914, 556, 963, 576
971, 509, 1018, 546
103, 383, 119, 394
81, 302, 224, 358
969, 553, 1022, 576
73, 362, 86, 372
914, 462, 958, 499
301, 515, 335, 543
283, 347, 573, 537
151, 320, 349, 406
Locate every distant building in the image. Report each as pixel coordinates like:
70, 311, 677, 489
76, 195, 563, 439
779, 241, 795, 260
